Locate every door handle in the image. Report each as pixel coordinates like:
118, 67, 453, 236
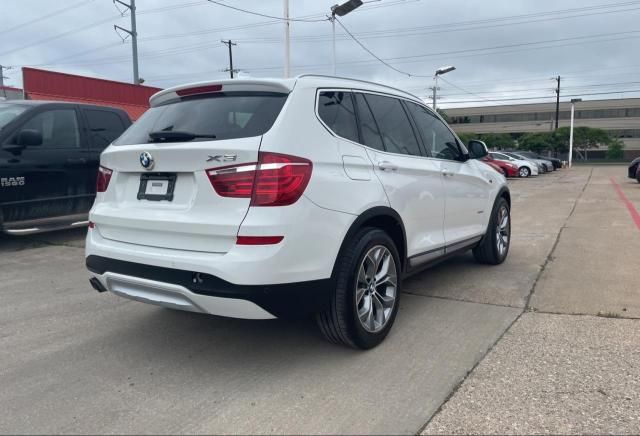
378, 161, 398, 172
66, 158, 87, 164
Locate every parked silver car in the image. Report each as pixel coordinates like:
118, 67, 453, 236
504, 152, 553, 173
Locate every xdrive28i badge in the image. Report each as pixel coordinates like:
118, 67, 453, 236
139, 151, 154, 170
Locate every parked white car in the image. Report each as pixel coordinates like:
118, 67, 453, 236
489, 151, 539, 178
86, 76, 511, 349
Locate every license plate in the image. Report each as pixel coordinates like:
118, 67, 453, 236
146, 180, 169, 196
137, 174, 177, 201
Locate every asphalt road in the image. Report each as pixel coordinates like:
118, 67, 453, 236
1, 165, 637, 434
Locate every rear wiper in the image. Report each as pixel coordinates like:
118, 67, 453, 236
148, 130, 216, 143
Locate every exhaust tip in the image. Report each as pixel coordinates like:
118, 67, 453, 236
90, 277, 108, 293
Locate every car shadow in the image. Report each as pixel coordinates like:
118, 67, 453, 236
0, 227, 86, 251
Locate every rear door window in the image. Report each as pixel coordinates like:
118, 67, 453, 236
84, 109, 127, 150
317, 91, 359, 143
354, 93, 384, 151
364, 93, 421, 157
14, 108, 80, 148
114, 92, 288, 145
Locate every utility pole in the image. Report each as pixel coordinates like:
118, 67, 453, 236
221, 40, 237, 79
0, 65, 6, 88
554, 75, 561, 130
283, 0, 290, 78
114, 0, 140, 85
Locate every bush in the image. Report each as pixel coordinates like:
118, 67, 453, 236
453, 132, 514, 150
607, 139, 624, 160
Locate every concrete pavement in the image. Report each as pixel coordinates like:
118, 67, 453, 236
424, 165, 640, 435
1, 165, 637, 434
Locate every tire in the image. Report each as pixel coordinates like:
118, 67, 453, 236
473, 197, 511, 265
518, 166, 530, 178
316, 227, 401, 349
502, 168, 508, 177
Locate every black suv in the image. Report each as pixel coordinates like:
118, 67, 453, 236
0, 101, 131, 234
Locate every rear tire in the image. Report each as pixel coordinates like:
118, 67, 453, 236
316, 228, 401, 349
518, 166, 530, 178
473, 197, 510, 265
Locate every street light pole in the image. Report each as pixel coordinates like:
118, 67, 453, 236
431, 65, 456, 111
569, 98, 582, 168
432, 75, 438, 110
331, 13, 336, 75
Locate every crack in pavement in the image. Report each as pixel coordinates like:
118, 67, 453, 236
402, 290, 523, 310
417, 168, 595, 435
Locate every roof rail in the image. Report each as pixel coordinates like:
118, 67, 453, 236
295, 74, 424, 102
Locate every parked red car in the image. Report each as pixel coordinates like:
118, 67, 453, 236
482, 155, 519, 177
483, 160, 504, 174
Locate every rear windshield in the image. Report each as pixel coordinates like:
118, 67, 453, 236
114, 92, 288, 145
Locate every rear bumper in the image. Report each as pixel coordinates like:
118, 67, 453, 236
87, 255, 333, 319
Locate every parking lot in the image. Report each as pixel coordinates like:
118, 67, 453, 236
1, 165, 638, 434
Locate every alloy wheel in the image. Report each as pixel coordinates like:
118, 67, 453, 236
356, 245, 397, 333
495, 205, 510, 257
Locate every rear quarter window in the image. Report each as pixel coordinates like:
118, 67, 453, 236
114, 92, 288, 146
317, 91, 359, 143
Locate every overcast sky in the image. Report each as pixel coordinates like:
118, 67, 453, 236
2, 0, 639, 108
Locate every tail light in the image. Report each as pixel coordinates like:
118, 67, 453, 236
207, 152, 312, 206
96, 166, 113, 193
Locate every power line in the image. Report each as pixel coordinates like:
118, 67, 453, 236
438, 80, 640, 97
241, 30, 640, 73
334, 17, 420, 78
440, 89, 640, 105
30, 42, 125, 67
0, 14, 123, 57
438, 77, 493, 102
39, 28, 640, 74
0, 0, 95, 36
231, 3, 640, 45
206, 0, 328, 23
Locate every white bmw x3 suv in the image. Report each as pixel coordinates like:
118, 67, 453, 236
86, 75, 511, 349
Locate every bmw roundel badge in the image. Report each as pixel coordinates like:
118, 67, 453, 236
140, 151, 154, 170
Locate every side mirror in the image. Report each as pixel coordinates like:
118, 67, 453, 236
468, 139, 489, 159
17, 129, 43, 147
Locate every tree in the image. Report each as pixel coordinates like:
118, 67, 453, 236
478, 133, 515, 150
554, 126, 611, 160
453, 132, 515, 150
519, 132, 554, 154
455, 132, 477, 146
607, 138, 625, 160
436, 108, 450, 123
